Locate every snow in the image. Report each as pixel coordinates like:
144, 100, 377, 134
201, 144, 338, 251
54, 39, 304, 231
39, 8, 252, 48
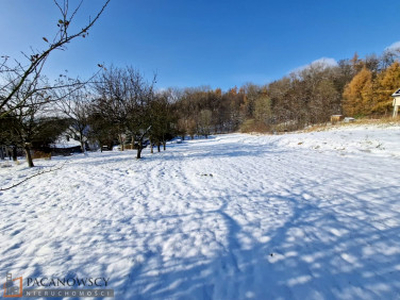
50, 136, 81, 149
1, 124, 400, 299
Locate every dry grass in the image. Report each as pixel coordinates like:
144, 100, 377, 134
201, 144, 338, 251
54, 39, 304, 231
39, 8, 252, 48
32, 151, 52, 160
303, 116, 400, 133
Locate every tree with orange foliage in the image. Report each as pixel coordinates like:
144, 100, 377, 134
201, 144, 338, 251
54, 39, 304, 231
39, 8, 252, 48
342, 67, 375, 117
374, 62, 400, 115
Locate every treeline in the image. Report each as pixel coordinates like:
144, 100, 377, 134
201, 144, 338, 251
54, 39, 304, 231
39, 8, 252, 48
2, 0, 400, 167
172, 49, 400, 134
2, 48, 400, 167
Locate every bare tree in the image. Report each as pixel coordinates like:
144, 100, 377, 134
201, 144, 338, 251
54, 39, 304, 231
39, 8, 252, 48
125, 68, 156, 159
0, 0, 111, 118
7, 79, 68, 167
56, 79, 92, 153
149, 91, 174, 152
93, 66, 156, 159
93, 66, 131, 151
197, 109, 212, 138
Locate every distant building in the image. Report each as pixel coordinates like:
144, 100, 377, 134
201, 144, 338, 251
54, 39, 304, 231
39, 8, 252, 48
330, 115, 344, 124
49, 134, 82, 155
391, 88, 400, 117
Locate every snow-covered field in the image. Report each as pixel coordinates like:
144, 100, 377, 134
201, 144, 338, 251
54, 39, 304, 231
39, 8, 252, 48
1, 124, 400, 299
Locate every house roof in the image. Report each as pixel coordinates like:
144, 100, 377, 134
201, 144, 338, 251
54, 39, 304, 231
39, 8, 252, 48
391, 88, 400, 97
50, 136, 81, 149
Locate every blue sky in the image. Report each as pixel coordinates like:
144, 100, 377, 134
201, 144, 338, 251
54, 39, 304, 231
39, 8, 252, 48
1, 0, 400, 91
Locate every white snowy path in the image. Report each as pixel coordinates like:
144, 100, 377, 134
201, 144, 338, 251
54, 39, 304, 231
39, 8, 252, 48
1, 126, 400, 299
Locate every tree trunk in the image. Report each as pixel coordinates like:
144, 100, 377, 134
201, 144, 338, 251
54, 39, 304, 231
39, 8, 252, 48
80, 140, 85, 154
12, 146, 17, 161
136, 147, 142, 159
149, 138, 153, 154
163, 141, 166, 151
79, 130, 86, 153
157, 143, 161, 152
136, 140, 143, 159
24, 146, 34, 168
135, 125, 151, 160
118, 134, 125, 151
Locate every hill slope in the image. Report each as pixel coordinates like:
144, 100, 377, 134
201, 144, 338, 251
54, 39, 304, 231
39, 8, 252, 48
1, 125, 400, 299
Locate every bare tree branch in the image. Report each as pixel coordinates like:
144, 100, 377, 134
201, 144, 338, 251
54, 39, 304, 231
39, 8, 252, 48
0, 0, 111, 118
0, 161, 68, 192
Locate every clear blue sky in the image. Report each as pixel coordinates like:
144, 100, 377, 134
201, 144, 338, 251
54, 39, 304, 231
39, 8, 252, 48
1, 0, 400, 91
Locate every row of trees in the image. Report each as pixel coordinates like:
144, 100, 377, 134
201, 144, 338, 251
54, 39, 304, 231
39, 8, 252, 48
239, 51, 400, 132
0, 65, 174, 165
0, 0, 111, 167
3, 50, 400, 167
343, 60, 400, 117
89, 66, 174, 158
2, 1, 400, 167
170, 49, 400, 135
